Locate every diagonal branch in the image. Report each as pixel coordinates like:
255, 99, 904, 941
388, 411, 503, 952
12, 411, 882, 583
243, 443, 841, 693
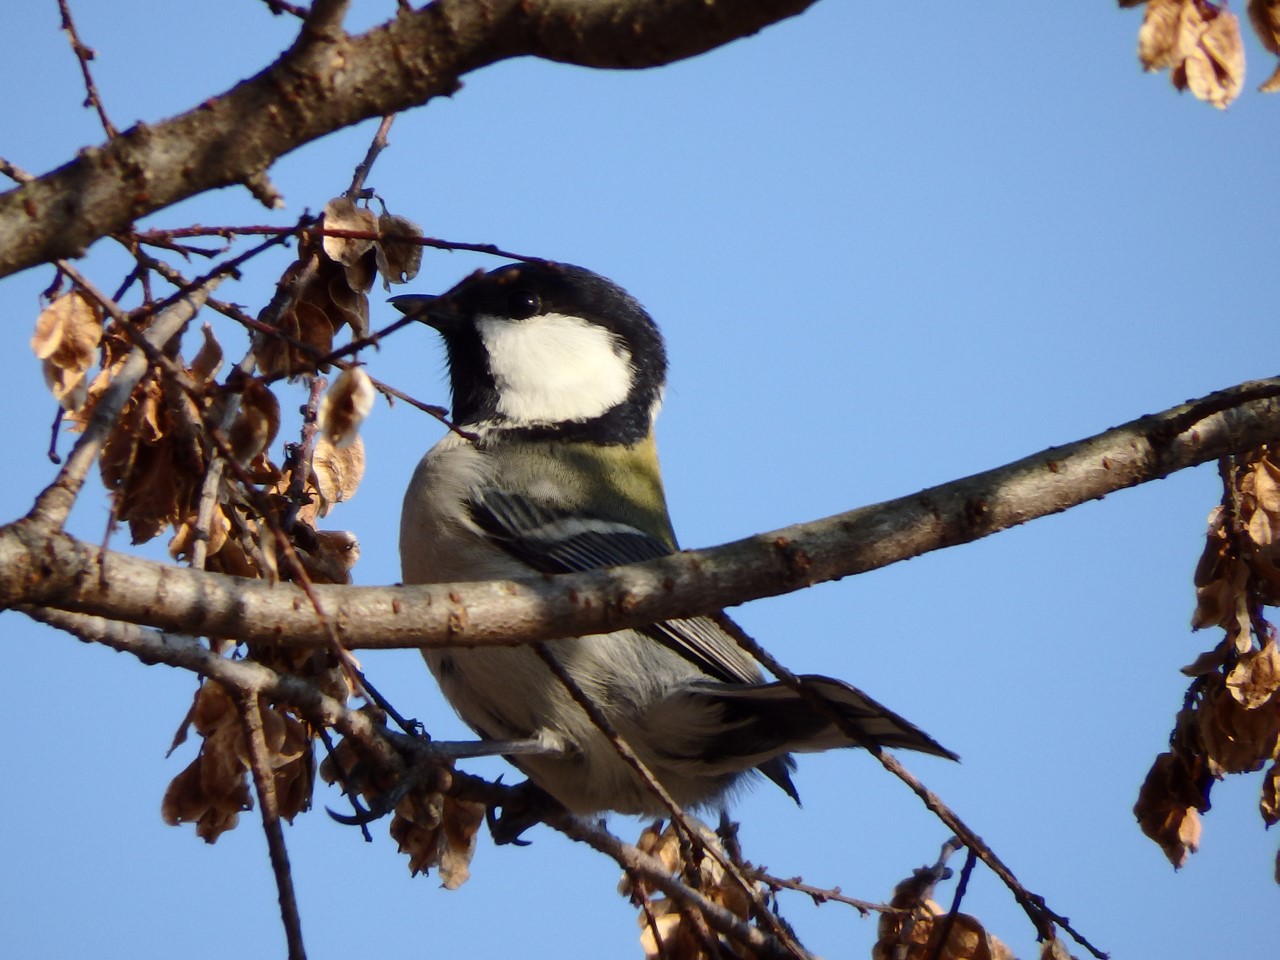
6, 377, 1280, 650
0, 0, 818, 278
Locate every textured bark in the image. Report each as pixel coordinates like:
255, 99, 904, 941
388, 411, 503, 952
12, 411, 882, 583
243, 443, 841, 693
0, 0, 817, 278
10, 378, 1280, 649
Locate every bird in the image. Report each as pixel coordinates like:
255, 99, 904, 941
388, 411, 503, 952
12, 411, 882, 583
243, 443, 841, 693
393, 261, 954, 818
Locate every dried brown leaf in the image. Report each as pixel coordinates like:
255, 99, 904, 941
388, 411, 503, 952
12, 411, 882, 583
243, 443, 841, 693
1040, 938, 1077, 960
1139, 0, 1198, 71
318, 366, 376, 448
1249, 0, 1280, 54
873, 898, 1014, 960
1200, 680, 1280, 774
437, 797, 485, 889
1191, 555, 1250, 634
31, 290, 102, 363
1250, 456, 1280, 513
228, 378, 281, 463
375, 212, 424, 288
1181, 643, 1231, 676
1180, 9, 1245, 109
385, 781, 482, 887
161, 755, 249, 842
1193, 506, 1227, 585
100, 377, 205, 544
626, 821, 758, 960
325, 260, 373, 339
168, 503, 231, 563
256, 260, 343, 378
162, 684, 253, 843
1138, 0, 1246, 108
32, 291, 103, 411
322, 197, 378, 266
1134, 750, 1209, 867
207, 535, 263, 579
311, 434, 365, 516
638, 908, 687, 960
189, 323, 224, 383
1259, 60, 1280, 91
1226, 639, 1280, 708
1261, 760, 1280, 825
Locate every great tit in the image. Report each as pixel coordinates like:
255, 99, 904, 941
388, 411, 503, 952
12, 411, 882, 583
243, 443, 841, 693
394, 261, 954, 817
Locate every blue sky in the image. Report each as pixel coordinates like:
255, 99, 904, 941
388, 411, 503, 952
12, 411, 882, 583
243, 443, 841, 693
1, 2, 1277, 958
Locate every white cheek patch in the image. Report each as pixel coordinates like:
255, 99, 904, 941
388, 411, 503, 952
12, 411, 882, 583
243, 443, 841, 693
477, 313, 634, 425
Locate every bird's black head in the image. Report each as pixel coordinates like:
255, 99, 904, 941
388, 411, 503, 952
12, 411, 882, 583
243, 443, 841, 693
393, 262, 667, 444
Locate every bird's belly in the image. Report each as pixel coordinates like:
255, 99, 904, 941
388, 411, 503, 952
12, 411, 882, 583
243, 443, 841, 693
423, 636, 744, 816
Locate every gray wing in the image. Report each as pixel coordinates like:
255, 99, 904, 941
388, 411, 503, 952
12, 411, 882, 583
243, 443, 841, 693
468, 489, 763, 685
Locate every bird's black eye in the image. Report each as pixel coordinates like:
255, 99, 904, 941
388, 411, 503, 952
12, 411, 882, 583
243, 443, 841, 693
507, 289, 541, 320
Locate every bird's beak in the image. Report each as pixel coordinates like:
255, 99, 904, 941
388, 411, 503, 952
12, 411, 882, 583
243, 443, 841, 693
388, 293, 463, 333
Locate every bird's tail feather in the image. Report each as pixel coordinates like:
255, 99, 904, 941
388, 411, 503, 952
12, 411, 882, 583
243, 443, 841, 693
694, 673, 957, 763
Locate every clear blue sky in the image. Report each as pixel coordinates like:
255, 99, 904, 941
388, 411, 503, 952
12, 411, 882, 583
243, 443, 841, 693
1, 2, 1276, 958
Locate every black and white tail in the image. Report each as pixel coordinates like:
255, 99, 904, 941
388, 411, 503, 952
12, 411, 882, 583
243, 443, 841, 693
694, 672, 957, 766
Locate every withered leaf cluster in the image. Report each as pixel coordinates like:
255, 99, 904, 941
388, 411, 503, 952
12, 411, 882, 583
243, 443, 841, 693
1123, 0, 1261, 108
162, 682, 313, 841
620, 822, 757, 960
28, 196, 425, 847
319, 366, 376, 449
1136, 447, 1280, 876
257, 197, 422, 378
94, 322, 228, 545
320, 740, 484, 888
872, 867, 1014, 960
30, 291, 103, 411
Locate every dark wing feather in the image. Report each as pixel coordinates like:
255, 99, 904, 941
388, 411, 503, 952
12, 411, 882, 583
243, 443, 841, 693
468, 490, 761, 684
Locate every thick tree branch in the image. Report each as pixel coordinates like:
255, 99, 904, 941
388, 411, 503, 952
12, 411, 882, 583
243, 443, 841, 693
0, 0, 817, 279
6, 378, 1280, 649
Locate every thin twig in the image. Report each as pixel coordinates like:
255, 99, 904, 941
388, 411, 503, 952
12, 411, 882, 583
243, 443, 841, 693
346, 114, 396, 200
628, 872, 673, 960
56, 0, 118, 138
46, 407, 64, 464
311, 311, 420, 368
239, 692, 308, 960
139, 251, 459, 429
715, 618, 1107, 959
190, 348, 258, 571
0, 156, 34, 184
279, 377, 327, 534
892, 838, 962, 960
260, 0, 309, 17
928, 846, 977, 960
303, 0, 351, 36
751, 870, 899, 917
133, 224, 544, 263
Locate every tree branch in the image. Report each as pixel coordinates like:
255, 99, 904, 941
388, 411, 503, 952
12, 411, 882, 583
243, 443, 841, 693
7, 377, 1280, 650
0, 0, 818, 278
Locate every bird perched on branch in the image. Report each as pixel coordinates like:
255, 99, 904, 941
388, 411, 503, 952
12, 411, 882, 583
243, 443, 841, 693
394, 261, 954, 818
